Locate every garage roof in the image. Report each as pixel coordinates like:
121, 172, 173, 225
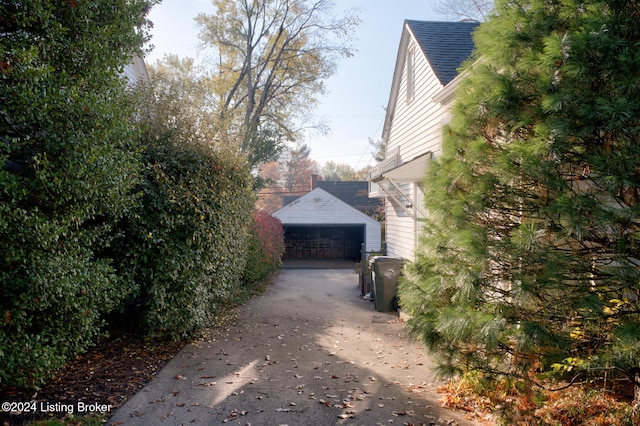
273, 188, 379, 226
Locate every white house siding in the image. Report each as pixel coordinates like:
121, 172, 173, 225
122, 55, 149, 86
386, 203, 416, 260
386, 37, 447, 163
383, 181, 427, 261
273, 188, 382, 253
372, 21, 476, 262
382, 35, 446, 260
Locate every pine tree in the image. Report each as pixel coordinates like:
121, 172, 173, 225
400, 0, 640, 401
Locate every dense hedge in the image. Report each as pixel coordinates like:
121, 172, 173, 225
0, 0, 259, 386
112, 135, 255, 339
243, 210, 285, 283
0, 1, 154, 387
1, 1, 285, 388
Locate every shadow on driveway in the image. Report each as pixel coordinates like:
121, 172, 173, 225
107, 269, 489, 426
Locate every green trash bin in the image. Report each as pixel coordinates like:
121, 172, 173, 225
370, 256, 404, 312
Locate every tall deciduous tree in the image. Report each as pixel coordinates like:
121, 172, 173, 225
321, 162, 374, 181
281, 143, 318, 193
147, 55, 218, 139
401, 0, 640, 402
195, 0, 359, 166
322, 161, 357, 181
256, 161, 283, 212
256, 143, 318, 212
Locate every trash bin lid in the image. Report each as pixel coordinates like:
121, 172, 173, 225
371, 256, 404, 264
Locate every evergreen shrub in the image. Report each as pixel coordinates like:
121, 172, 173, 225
113, 137, 255, 339
400, 0, 640, 401
0, 0, 154, 387
112, 71, 256, 339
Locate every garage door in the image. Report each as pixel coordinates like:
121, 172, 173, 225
283, 225, 364, 260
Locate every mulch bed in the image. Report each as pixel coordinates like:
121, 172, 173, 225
0, 330, 185, 426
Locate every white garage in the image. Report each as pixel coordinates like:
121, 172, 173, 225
273, 188, 382, 260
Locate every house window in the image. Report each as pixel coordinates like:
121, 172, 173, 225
406, 48, 415, 103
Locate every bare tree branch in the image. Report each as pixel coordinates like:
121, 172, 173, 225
433, 0, 494, 21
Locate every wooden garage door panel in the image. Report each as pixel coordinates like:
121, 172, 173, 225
283, 226, 362, 259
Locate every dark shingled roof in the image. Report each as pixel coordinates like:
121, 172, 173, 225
405, 20, 479, 85
315, 181, 381, 214
283, 181, 382, 216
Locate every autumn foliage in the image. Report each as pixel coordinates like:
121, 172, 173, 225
243, 210, 285, 283
438, 373, 640, 425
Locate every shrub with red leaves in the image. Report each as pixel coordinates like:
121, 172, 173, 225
243, 210, 285, 283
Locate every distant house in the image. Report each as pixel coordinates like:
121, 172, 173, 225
273, 187, 382, 260
122, 55, 149, 86
283, 178, 383, 218
369, 20, 478, 260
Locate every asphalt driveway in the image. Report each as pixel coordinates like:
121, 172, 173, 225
108, 269, 486, 426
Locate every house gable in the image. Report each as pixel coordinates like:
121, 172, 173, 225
380, 20, 479, 163
274, 188, 379, 226
282, 181, 382, 216
407, 20, 479, 86
370, 20, 477, 260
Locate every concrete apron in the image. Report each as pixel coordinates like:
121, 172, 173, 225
108, 269, 482, 426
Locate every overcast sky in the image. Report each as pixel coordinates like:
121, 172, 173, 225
146, 0, 440, 170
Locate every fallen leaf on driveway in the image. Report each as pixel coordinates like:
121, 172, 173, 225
196, 381, 216, 387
